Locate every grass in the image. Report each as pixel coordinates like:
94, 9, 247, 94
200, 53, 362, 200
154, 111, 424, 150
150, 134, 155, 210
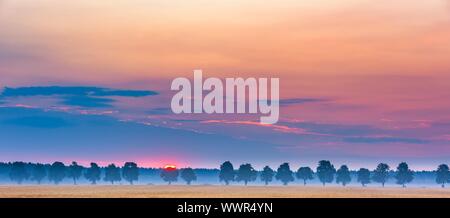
0, 185, 450, 198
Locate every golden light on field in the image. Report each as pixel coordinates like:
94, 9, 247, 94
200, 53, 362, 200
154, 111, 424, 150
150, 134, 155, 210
0, 186, 449, 198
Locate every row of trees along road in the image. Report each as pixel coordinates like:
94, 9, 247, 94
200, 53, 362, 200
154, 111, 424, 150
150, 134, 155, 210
5, 160, 450, 187
218, 161, 448, 188
8, 161, 139, 185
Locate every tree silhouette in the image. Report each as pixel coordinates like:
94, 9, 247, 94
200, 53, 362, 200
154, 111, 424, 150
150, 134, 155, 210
357, 168, 371, 187
48, 162, 66, 185
236, 163, 257, 186
31, 163, 46, 184
395, 162, 414, 188
372, 163, 390, 187
316, 160, 336, 186
275, 163, 294, 185
161, 167, 179, 185
84, 162, 101, 184
219, 161, 235, 185
68, 162, 83, 185
104, 164, 121, 184
260, 166, 275, 185
180, 168, 197, 185
122, 162, 139, 185
9, 162, 29, 184
336, 165, 351, 186
296, 167, 314, 186
436, 164, 450, 188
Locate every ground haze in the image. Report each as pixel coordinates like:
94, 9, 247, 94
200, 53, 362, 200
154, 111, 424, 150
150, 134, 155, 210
0, 185, 449, 198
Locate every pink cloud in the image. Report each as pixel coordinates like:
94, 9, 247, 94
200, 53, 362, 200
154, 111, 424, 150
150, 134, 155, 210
201, 120, 321, 135
434, 134, 450, 141
13, 104, 37, 109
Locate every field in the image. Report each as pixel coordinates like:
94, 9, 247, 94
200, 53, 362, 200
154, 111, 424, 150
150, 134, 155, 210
0, 185, 450, 198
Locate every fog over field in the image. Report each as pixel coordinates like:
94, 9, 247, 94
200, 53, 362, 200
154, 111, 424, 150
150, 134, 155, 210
0, 162, 446, 188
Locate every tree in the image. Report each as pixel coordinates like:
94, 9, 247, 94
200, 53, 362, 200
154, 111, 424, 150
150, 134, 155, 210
236, 163, 257, 185
122, 162, 139, 185
296, 167, 314, 186
219, 161, 235, 185
395, 162, 414, 188
372, 163, 390, 187
260, 166, 275, 185
9, 162, 29, 184
84, 162, 101, 184
336, 165, 351, 186
357, 168, 371, 187
31, 163, 46, 184
104, 164, 121, 184
436, 164, 450, 188
316, 160, 336, 186
48, 162, 66, 185
275, 163, 294, 185
161, 167, 179, 185
67, 161, 83, 185
180, 168, 197, 185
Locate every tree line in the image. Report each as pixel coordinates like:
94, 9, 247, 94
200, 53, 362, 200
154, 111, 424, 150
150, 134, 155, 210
6, 162, 139, 185
219, 161, 420, 187
2, 161, 450, 187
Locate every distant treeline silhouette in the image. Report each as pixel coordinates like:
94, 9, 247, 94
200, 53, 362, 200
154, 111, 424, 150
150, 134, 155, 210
1, 161, 449, 188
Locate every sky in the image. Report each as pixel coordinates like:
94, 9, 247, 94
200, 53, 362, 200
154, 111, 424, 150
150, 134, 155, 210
0, 0, 449, 170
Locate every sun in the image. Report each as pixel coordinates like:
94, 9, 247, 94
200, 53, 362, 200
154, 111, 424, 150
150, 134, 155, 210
164, 164, 177, 171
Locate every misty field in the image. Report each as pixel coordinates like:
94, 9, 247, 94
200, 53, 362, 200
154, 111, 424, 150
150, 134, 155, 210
0, 185, 450, 198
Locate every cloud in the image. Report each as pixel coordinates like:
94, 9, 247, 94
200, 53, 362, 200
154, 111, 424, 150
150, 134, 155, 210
2, 116, 70, 128
279, 98, 327, 106
201, 120, 316, 135
259, 98, 327, 107
1, 86, 157, 97
0, 86, 158, 108
147, 107, 172, 115
62, 96, 115, 108
343, 136, 428, 144
281, 121, 383, 137
170, 119, 205, 123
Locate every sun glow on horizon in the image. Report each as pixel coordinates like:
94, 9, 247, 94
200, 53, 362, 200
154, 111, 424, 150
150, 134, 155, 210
164, 164, 177, 171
